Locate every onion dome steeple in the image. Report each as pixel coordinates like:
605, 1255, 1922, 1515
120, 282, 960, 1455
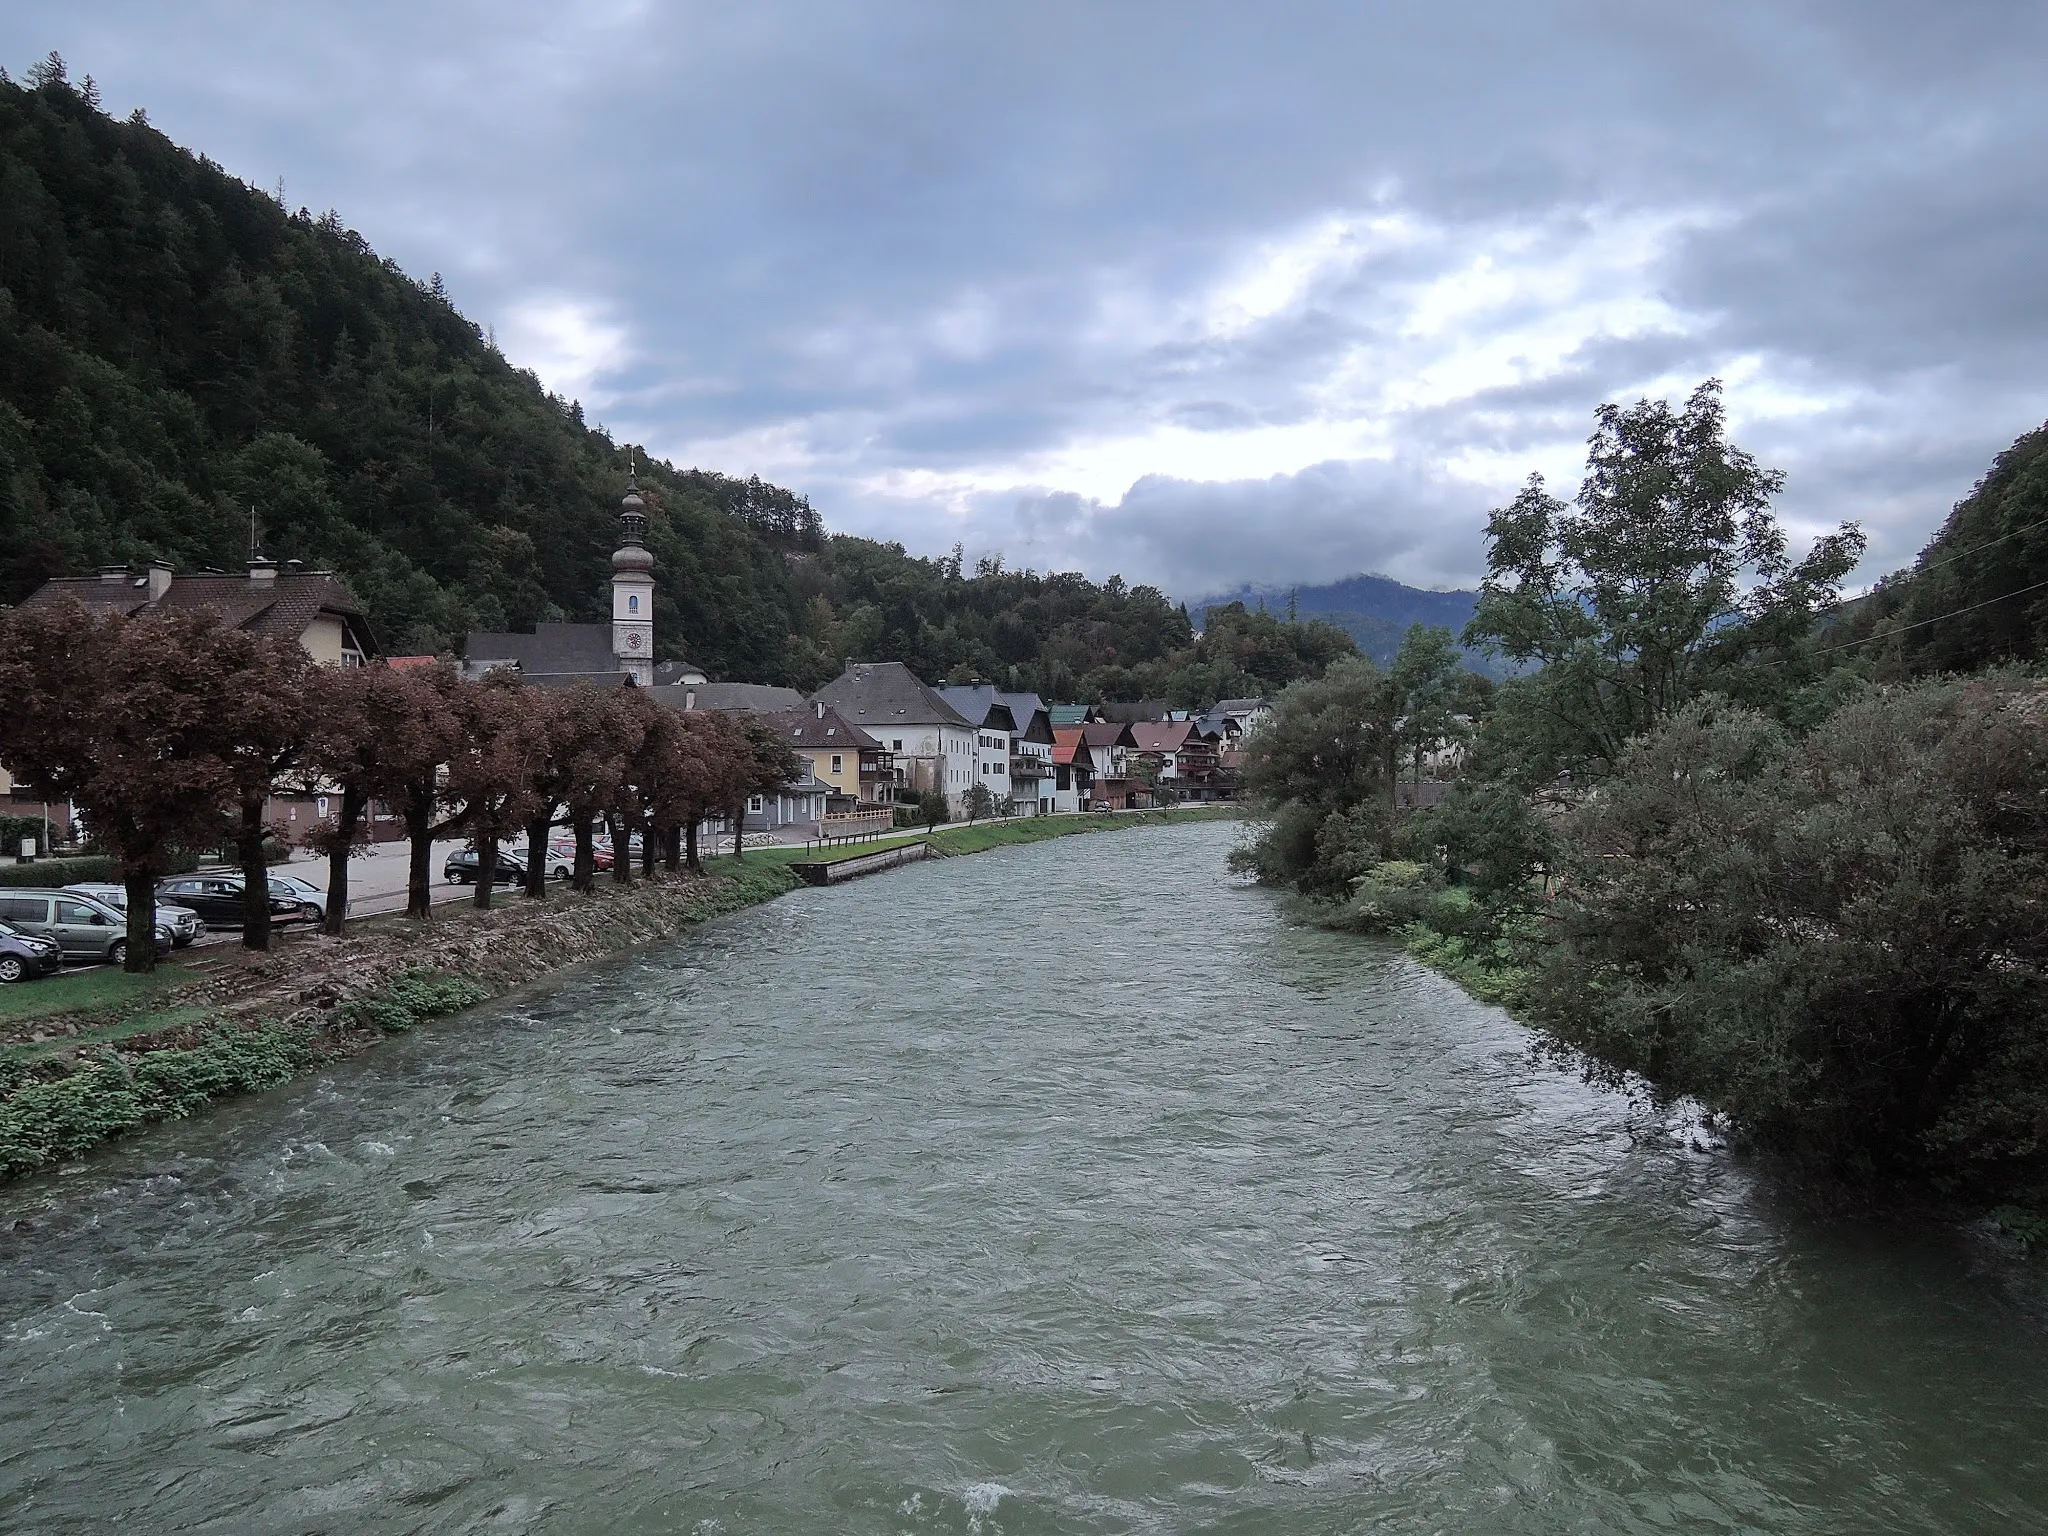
613, 469, 654, 574
610, 457, 657, 684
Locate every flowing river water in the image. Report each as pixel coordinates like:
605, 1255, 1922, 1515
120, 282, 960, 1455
2, 820, 2045, 1532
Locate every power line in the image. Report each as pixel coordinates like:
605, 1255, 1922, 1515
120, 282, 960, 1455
1813, 577, 2048, 657
1904, 513, 2048, 577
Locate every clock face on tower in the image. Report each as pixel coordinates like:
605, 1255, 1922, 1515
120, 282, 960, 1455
626, 631, 643, 650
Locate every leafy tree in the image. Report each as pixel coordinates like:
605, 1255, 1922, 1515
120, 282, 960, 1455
963, 782, 997, 823
442, 674, 546, 909
918, 789, 951, 830
0, 604, 242, 969
212, 633, 316, 950
1233, 656, 1399, 896
1391, 623, 1468, 784
1527, 679, 2048, 1202
1466, 380, 1863, 779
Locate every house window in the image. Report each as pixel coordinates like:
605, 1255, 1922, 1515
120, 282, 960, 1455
748, 795, 763, 812
893, 739, 903, 752
831, 754, 843, 774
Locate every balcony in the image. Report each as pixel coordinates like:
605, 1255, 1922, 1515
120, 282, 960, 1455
1009, 756, 1050, 779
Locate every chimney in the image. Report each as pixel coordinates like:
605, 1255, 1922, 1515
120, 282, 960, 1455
248, 556, 277, 584
146, 560, 174, 602
685, 688, 696, 710
815, 699, 825, 719
99, 564, 129, 586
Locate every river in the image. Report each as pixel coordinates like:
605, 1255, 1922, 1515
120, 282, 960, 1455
1, 820, 2043, 1532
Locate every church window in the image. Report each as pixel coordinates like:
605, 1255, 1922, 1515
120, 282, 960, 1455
628, 595, 639, 613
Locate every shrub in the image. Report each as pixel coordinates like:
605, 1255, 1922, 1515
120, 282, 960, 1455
1528, 680, 2048, 1202
0, 855, 119, 887
336, 970, 488, 1033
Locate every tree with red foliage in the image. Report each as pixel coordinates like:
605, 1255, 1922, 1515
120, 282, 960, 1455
370, 663, 466, 919
443, 673, 547, 910
298, 662, 447, 933
0, 604, 242, 971
215, 634, 317, 950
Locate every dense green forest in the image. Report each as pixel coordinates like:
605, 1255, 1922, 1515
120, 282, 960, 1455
0, 58, 1356, 702
1825, 420, 2048, 675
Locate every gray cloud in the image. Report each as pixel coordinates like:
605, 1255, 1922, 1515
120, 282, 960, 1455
13, 0, 2048, 592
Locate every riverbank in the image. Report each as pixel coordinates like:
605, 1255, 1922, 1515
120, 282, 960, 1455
0, 806, 1239, 1181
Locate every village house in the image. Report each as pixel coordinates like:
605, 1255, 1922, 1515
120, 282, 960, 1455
995, 691, 1058, 815
767, 703, 901, 814
1075, 720, 1148, 809
11, 556, 381, 841
1048, 728, 1094, 814
810, 661, 980, 815
936, 685, 1059, 817
1129, 719, 1232, 802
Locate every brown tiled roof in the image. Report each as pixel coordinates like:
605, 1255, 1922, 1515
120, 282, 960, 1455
763, 706, 881, 751
1080, 720, 1137, 749
1052, 727, 1088, 765
20, 571, 372, 647
1129, 720, 1195, 754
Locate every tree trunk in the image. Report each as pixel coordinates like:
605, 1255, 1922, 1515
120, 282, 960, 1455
323, 785, 365, 937
684, 815, 701, 874
572, 813, 596, 892
473, 836, 496, 910
607, 814, 633, 886
732, 801, 746, 860
121, 863, 158, 974
237, 792, 273, 952
664, 823, 682, 873
640, 818, 657, 878
404, 799, 435, 919
523, 812, 551, 899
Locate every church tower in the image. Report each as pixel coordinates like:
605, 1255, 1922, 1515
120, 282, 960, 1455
611, 473, 656, 685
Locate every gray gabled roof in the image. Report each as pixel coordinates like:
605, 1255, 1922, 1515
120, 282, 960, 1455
813, 661, 972, 730
647, 681, 807, 714
934, 685, 1017, 736
463, 622, 617, 678
995, 691, 1055, 745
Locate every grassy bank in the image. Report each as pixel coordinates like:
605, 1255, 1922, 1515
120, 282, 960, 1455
0, 806, 1234, 1181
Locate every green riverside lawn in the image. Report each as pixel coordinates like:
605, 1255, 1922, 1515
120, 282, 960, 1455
0, 805, 1239, 1179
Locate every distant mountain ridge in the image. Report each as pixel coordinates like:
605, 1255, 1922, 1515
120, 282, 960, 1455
1191, 573, 1502, 672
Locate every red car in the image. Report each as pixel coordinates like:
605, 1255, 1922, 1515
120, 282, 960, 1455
546, 840, 611, 873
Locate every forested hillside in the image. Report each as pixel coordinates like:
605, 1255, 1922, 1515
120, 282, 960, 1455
1193, 573, 1479, 666
0, 58, 1360, 701
1827, 419, 2048, 673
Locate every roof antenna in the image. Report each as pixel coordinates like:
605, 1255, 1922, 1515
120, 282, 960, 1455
249, 504, 259, 561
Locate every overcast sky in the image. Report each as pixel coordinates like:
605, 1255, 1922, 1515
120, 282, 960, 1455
13, 2, 2048, 596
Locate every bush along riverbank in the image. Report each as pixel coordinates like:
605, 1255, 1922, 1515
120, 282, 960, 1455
0, 807, 1237, 1181
1229, 382, 2048, 1240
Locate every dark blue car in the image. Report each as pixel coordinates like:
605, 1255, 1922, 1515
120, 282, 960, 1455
0, 919, 64, 983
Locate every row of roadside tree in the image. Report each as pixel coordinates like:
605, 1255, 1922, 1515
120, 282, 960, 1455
0, 602, 798, 971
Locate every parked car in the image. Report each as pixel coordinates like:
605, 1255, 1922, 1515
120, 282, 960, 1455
442, 849, 528, 885
544, 840, 604, 875
62, 883, 202, 948
0, 920, 64, 983
267, 871, 345, 923
0, 889, 173, 966
155, 874, 313, 927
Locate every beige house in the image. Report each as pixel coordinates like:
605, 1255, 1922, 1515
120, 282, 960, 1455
6, 559, 379, 837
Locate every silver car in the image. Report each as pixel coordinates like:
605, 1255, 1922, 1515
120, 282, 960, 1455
0, 889, 174, 966
63, 883, 202, 948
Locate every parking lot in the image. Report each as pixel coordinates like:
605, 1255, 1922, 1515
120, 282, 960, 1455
27, 838, 484, 975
